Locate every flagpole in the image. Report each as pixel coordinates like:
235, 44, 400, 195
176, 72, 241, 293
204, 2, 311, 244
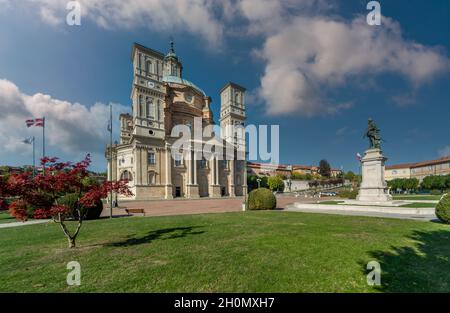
32, 136, 35, 177
109, 104, 113, 219
42, 117, 46, 174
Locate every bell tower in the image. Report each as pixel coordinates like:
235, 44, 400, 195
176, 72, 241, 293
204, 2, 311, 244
220, 82, 246, 146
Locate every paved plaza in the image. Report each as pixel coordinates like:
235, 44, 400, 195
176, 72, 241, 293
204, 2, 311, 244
102, 195, 308, 218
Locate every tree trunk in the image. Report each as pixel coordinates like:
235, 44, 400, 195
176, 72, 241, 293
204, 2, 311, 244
68, 237, 76, 248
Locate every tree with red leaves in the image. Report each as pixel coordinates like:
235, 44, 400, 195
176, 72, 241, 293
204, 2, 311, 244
0, 155, 133, 248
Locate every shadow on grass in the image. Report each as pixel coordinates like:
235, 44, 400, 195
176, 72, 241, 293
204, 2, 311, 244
105, 226, 205, 247
364, 229, 450, 292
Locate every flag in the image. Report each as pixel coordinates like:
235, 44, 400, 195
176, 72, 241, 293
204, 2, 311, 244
35, 118, 45, 127
356, 153, 362, 161
22, 137, 34, 144
26, 119, 35, 127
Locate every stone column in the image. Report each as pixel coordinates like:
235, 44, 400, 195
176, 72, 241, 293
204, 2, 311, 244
211, 157, 216, 185
142, 149, 148, 185
186, 149, 199, 198
230, 159, 236, 197
193, 152, 198, 185
243, 158, 248, 198
187, 150, 192, 185
165, 144, 173, 199
135, 147, 142, 185
215, 157, 219, 185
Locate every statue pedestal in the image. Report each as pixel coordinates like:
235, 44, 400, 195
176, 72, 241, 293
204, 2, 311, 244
357, 148, 392, 202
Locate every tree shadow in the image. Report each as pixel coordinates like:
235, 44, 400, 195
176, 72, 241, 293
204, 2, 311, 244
104, 226, 205, 247
364, 229, 450, 292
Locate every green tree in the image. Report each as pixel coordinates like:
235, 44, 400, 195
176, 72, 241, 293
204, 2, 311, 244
267, 176, 285, 192
421, 175, 446, 191
344, 171, 356, 181
319, 160, 331, 178
247, 175, 258, 191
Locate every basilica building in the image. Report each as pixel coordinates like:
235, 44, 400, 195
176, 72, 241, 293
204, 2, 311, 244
106, 42, 247, 200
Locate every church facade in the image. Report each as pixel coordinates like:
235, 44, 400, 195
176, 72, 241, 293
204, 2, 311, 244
106, 42, 247, 200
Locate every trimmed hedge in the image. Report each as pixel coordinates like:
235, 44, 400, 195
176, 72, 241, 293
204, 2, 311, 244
248, 188, 277, 210
59, 193, 104, 220
436, 193, 450, 224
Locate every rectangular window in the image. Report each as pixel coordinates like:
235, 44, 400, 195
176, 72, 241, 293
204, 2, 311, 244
174, 154, 183, 167
148, 152, 156, 165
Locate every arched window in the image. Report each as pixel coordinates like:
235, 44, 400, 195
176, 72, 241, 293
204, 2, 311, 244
120, 170, 133, 182
235, 92, 240, 104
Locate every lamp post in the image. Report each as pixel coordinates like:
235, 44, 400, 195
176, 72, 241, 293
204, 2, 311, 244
257, 178, 261, 189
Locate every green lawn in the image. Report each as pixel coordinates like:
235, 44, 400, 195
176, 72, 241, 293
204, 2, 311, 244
400, 203, 436, 208
0, 211, 449, 293
319, 201, 435, 208
393, 195, 443, 201
0, 211, 16, 224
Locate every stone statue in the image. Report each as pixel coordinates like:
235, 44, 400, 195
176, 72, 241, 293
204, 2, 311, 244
363, 118, 383, 149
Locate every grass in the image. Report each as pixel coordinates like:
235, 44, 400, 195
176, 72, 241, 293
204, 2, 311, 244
319, 201, 435, 209
0, 211, 16, 224
393, 195, 443, 201
319, 201, 344, 205
0, 211, 449, 293
400, 203, 436, 209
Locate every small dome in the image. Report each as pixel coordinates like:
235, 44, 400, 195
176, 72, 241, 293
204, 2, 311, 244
162, 75, 206, 96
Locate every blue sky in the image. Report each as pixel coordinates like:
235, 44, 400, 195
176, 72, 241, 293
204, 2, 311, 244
0, 0, 449, 173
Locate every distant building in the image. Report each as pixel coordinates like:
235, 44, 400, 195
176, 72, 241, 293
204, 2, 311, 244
293, 165, 342, 178
292, 165, 319, 176
247, 162, 290, 177
385, 156, 450, 181
247, 162, 342, 178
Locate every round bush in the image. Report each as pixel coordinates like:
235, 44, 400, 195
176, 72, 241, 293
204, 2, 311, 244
436, 193, 450, 224
248, 188, 277, 210
59, 193, 104, 220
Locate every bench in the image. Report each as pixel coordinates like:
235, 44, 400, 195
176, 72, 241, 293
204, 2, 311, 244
125, 208, 146, 216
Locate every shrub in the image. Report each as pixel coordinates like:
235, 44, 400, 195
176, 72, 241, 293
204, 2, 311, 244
268, 176, 285, 192
430, 189, 442, 196
248, 188, 277, 210
59, 193, 104, 220
0, 199, 9, 211
338, 189, 358, 199
436, 193, 450, 224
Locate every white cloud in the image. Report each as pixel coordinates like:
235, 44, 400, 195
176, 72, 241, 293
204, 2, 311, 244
235, 0, 333, 34
2, 0, 449, 119
439, 146, 450, 157
19, 0, 224, 47
254, 15, 450, 116
0, 79, 127, 164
